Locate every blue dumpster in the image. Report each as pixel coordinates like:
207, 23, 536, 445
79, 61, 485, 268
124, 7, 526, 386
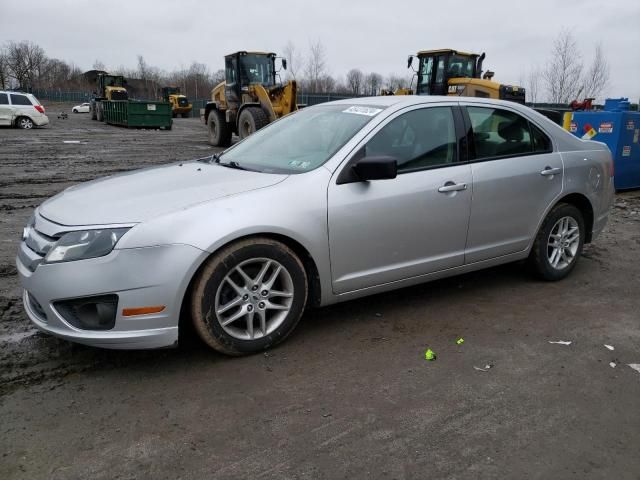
568, 98, 640, 190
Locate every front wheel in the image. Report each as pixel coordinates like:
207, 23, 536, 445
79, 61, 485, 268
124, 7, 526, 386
529, 203, 584, 281
238, 107, 269, 140
72, 109, 78, 113
191, 238, 308, 355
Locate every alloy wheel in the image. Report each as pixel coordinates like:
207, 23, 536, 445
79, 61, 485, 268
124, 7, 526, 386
214, 258, 294, 340
547, 216, 580, 270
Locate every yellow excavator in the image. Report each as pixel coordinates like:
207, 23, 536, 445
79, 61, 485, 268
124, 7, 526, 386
390, 49, 525, 103
161, 86, 192, 118
202, 51, 298, 146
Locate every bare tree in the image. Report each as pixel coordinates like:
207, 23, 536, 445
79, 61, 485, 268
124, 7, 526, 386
0, 51, 8, 89
4, 41, 47, 90
93, 60, 106, 71
212, 69, 225, 84
304, 40, 327, 92
282, 40, 303, 81
543, 29, 583, 103
582, 43, 609, 99
364, 72, 383, 95
385, 73, 409, 92
527, 67, 542, 104
346, 68, 364, 95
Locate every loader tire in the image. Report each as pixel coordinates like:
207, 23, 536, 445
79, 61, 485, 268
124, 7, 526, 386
238, 107, 269, 140
96, 103, 104, 122
208, 109, 232, 147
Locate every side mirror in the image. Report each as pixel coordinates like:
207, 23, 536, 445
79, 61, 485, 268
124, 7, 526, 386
407, 56, 413, 69
352, 156, 398, 181
282, 58, 287, 70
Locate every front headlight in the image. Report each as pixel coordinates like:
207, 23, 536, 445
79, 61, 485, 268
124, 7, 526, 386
44, 228, 130, 264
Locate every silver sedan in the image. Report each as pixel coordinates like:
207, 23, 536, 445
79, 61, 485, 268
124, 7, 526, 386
16, 96, 614, 354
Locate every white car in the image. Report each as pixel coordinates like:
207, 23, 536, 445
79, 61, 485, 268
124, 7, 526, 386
0, 91, 49, 129
72, 102, 91, 113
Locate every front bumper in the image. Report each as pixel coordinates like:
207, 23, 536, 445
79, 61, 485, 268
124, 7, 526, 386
17, 243, 207, 350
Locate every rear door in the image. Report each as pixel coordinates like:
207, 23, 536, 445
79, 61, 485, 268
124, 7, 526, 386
9, 93, 35, 120
327, 104, 472, 293
463, 104, 563, 263
0, 93, 11, 125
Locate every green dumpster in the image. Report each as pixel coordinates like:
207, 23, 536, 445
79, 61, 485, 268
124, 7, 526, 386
103, 100, 173, 130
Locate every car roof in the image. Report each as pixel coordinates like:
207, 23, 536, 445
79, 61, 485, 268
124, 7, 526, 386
324, 95, 525, 110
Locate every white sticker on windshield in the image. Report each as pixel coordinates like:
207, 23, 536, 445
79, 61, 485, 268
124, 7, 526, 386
342, 106, 382, 116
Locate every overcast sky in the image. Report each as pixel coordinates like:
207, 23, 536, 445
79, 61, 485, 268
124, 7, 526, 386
1, 0, 638, 101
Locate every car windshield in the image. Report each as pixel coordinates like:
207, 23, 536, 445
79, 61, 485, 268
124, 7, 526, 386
220, 104, 385, 174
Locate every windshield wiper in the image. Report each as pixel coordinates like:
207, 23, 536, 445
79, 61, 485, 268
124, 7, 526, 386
218, 160, 248, 171
196, 153, 222, 164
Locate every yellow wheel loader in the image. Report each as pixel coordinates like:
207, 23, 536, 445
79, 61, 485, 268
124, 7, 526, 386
202, 51, 298, 147
161, 86, 192, 118
402, 49, 525, 103
90, 74, 128, 121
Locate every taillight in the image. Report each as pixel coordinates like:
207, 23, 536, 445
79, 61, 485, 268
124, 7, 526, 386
34, 105, 45, 114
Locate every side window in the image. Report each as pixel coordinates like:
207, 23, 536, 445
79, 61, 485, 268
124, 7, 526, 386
365, 107, 457, 172
0, 93, 8, 105
531, 123, 552, 152
467, 106, 532, 159
10, 94, 33, 106
435, 58, 446, 84
225, 57, 237, 85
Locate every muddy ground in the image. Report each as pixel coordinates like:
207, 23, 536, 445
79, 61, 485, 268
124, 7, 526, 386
0, 103, 639, 479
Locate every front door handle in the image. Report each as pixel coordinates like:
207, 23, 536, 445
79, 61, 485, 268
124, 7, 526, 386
438, 182, 467, 193
540, 166, 562, 176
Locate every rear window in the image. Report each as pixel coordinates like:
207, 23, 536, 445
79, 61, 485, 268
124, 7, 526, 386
0, 93, 8, 105
10, 94, 33, 106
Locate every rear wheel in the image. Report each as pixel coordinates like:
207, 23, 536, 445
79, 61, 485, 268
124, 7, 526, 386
207, 109, 232, 147
529, 203, 584, 281
191, 238, 308, 355
96, 103, 104, 122
72, 108, 78, 113
238, 107, 269, 140
181, 113, 189, 118
16, 117, 34, 129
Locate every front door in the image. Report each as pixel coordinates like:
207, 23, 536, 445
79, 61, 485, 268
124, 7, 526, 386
463, 104, 563, 263
328, 105, 472, 294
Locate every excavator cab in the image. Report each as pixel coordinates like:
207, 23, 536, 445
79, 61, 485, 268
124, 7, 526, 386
407, 49, 525, 103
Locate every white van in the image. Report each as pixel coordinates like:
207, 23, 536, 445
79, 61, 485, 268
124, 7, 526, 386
0, 91, 49, 129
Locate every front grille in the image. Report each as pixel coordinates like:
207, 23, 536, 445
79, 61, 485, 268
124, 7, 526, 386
21, 225, 59, 271
27, 291, 47, 322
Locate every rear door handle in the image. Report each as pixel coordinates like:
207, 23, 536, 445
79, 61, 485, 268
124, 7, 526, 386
438, 182, 467, 193
540, 166, 562, 176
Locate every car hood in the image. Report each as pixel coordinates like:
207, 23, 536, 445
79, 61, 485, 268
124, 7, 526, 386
39, 161, 287, 226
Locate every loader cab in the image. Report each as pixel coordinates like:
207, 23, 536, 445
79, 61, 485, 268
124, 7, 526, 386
224, 51, 278, 107
411, 49, 481, 96
97, 74, 128, 101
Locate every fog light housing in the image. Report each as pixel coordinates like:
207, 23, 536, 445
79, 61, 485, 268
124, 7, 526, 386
53, 295, 118, 330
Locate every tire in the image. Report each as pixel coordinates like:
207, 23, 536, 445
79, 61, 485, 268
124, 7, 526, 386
238, 107, 269, 140
16, 117, 34, 129
182, 113, 189, 118
191, 238, 308, 355
207, 109, 232, 147
90, 103, 97, 120
528, 203, 585, 281
172, 112, 177, 118
96, 103, 104, 122
72, 108, 78, 113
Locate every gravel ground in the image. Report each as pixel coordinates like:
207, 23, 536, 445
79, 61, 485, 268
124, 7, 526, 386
0, 103, 639, 479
